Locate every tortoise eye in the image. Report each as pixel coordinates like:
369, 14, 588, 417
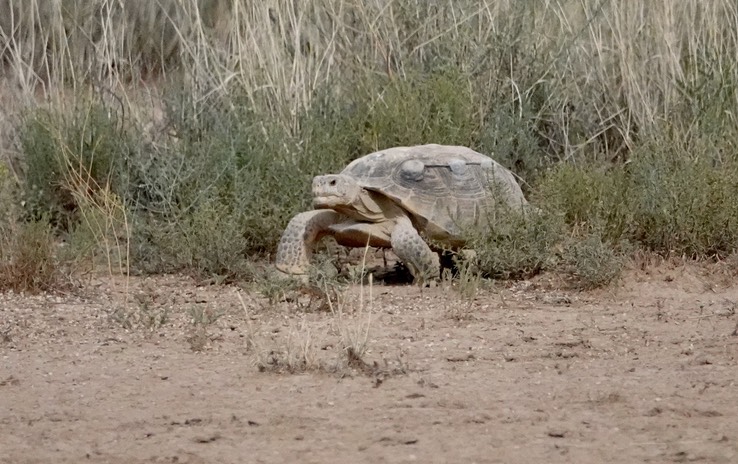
329, 179, 337, 186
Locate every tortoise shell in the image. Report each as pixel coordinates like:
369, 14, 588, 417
339, 144, 528, 242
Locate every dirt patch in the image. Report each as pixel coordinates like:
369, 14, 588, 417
1, 263, 737, 463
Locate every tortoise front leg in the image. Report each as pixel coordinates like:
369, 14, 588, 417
276, 210, 343, 275
390, 216, 440, 285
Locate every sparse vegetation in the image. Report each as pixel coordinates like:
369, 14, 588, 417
110, 296, 170, 333
560, 233, 624, 290
328, 273, 374, 360
0, 216, 61, 293
255, 318, 324, 373
1, 0, 738, 292
108, 284, 171, 332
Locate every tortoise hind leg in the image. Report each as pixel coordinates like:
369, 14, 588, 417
390, 217, 440, 285
276, 210, 342, 275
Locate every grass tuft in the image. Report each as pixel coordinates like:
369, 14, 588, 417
560, 234, 624, 290
468, 204, 564, 281
0, 217, 60, 294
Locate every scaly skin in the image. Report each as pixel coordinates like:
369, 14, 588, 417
275, 210, 342, 274
390, 216, 440, 284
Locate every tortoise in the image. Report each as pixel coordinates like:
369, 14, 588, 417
275, 144, 530, 283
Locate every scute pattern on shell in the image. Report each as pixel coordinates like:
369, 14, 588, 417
340, 144, 526, 239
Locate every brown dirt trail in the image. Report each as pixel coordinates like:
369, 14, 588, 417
1, 263, 737, 463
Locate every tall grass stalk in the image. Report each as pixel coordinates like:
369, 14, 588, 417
1, 1, 735, 137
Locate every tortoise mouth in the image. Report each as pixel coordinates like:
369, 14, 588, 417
313, 195, 344, 209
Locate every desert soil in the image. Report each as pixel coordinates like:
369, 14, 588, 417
1, 261, 737, 464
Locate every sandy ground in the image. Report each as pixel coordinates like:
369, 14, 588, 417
1, 261, 737, 464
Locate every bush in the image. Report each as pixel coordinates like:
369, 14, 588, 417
0, 161, 60, 293
467, 204, 564, 280
125, 90, 328, 277
626, 138, 738, 256
0, 218, 60, 293
130, 201, 255, 280
465, 197, 625, 289
559, 234, 623, 290
358, 69, 480, 150
20, 100, 133, 230
536, 163, 633, 243
536, 132, 738, 259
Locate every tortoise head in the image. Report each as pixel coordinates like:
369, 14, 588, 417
312, 174, 386, 221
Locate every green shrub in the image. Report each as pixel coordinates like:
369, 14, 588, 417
358, 69, 480, 150
1, 159, 60, 293
0, 218, 59, 293
536, 163, 632, 243
20, 101, 133, 230
0, 162, 17, 223
627, 142, 738, 257
560, 233, 623, 290
124, 91, 291, 274
130, 201, 255, 280
465, 194, 624, 289
477, 98, 549, 188
535, 131, 738, 260
468, 204, 564, 280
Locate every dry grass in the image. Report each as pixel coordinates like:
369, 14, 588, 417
1, 1, 735, 135
0, 218, 59, 293
327, 273, 374, 360
244, 257, 382, 375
